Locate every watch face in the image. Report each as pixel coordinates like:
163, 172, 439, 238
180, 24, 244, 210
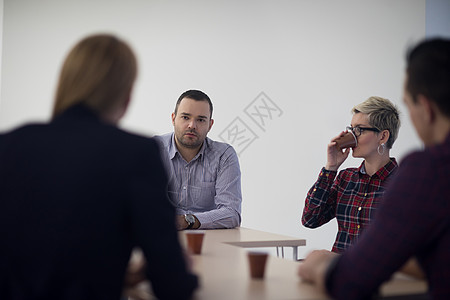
185, 214, 195, 224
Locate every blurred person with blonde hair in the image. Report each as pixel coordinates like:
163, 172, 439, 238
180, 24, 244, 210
0, 34, 198, 300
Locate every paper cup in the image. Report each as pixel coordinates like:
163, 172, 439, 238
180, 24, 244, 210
247, 252, 268, 279
335, 131, 357, 149
185, 231, 205, 255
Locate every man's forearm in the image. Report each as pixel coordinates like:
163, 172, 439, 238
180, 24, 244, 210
194, 207, 241, 229
176, 214, 201, 230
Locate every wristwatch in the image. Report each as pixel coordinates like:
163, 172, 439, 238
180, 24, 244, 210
184, 214, 196, 229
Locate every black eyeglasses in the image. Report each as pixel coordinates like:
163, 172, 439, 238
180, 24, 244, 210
346, 126, 380, 137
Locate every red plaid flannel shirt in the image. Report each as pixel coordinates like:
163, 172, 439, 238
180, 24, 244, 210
302, 158, 398, 253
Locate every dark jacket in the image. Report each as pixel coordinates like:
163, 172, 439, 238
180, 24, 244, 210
0, 104, 198, 300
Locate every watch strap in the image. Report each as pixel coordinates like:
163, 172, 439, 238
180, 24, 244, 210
185, 214, 195, 229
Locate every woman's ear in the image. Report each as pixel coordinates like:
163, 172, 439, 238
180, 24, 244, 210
380, 129, 390, 145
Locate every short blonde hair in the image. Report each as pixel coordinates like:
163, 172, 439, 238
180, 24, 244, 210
352, 96, 401, 149
52, 34, 137, 118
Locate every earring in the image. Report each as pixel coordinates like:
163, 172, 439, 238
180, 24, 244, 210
377, 143, 386, 155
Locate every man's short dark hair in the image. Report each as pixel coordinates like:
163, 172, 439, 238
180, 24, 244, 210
406, 38, 450, 117
174, 90, 213, 118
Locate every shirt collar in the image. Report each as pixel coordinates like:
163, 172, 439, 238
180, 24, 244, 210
358, 158, 398, 179
438, 132, 450, 149
358, 161, 367, 174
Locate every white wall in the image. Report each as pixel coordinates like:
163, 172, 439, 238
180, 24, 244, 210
0, 0, 426, 258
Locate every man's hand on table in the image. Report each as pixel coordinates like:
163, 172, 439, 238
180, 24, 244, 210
176, 214, 200, 230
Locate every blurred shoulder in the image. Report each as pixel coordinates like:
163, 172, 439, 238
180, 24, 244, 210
152, 132, 172, 148
400, 136, 450, 169
0, 123, 47, 144
112, 126, 161, 155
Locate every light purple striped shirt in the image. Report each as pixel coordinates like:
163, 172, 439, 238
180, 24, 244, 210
154, 133, 242, 229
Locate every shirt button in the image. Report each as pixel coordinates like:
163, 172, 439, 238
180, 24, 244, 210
183, 186, 187, 190
364, 193, 367, 197
357, 225, 360, 229
358, 207, 362, 211
313, 188, 317, 192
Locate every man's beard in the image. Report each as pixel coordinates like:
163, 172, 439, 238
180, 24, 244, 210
177, 131, 203, 149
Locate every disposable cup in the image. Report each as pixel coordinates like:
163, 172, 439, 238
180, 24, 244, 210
247, 252, 268, 279
185, 231, 205, 255
335, 131, 357, 149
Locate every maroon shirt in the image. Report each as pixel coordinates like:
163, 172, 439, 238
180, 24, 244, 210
326, 134, 450, 299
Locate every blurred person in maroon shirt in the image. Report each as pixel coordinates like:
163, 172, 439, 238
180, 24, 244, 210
298, 38, 450, 300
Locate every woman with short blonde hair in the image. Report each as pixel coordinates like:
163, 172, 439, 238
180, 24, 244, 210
302, 96, 401, 253
352, 96, 401, 150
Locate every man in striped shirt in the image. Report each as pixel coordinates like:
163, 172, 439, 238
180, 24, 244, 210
154, 90, 242, 230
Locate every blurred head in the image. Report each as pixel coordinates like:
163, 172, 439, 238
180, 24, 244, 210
403, 38, 450, 145
405, 39, 450, 118
174, 90, 213, 119
52, 34, 137, 122
351, 96, 401, 149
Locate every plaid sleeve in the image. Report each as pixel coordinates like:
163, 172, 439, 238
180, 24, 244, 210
302, 167, 338, 228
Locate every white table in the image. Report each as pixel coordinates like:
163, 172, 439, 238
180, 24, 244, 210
180, 227, 428, 300
134, 227, 428, 299
200, 227, 306, 260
